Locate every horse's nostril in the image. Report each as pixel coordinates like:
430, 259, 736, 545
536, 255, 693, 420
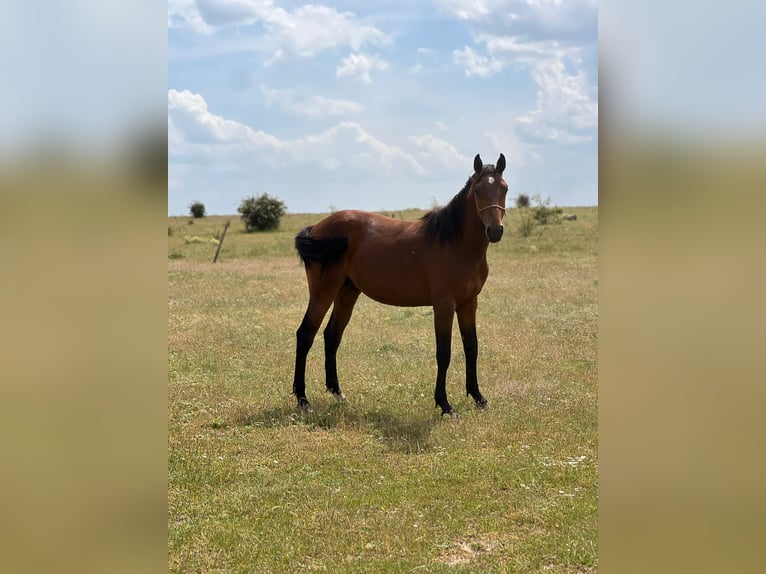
486, 225, 504, 243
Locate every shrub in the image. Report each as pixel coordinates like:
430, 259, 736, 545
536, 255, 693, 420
189, 201, 206, 218
518, 208, 534, 237
531, 194, 562, 225
515, 193, 562, 236
238, 193, 287, 232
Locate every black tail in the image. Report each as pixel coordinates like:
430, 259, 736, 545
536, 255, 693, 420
294, 226, 349, 270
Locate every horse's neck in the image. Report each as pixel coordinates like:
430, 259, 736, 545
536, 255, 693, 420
459, 199, 490, 261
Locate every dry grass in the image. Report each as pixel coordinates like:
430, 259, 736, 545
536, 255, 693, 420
168, 206, 598, 572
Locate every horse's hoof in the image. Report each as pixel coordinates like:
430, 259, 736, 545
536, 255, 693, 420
332, 392, 346, 403
441, 410, 458, 420
476, 399, 489, 411
297, 398, 313, 413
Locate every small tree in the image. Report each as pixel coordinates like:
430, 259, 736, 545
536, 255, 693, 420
238, 193, 287, 232
515, 193, 530, 208
189, 201, 206, 218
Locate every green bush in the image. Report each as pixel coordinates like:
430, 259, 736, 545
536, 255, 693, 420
518, 210, 534, 237
238, 193, 287, 232
515, 193, 562, 237
189, 201, 206, 218
531, 194, 562, 225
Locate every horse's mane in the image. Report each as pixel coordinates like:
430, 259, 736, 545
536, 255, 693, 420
421, 164, 495, 245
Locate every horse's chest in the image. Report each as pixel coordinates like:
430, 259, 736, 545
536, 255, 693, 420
456, 262, 489, 300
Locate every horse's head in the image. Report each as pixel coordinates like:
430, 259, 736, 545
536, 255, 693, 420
471, 153, 508, 243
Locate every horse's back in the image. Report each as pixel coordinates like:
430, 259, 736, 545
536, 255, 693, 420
303, 210, 431, 304
310, 209, 401, 235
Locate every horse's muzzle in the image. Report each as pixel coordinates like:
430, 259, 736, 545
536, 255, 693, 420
486, 225, 504, 243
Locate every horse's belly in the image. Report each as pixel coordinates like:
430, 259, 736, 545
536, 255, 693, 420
348, 258, 430, 307
361, 284, 430, 307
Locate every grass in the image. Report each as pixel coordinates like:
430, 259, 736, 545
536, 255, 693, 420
168, 207, 598, 572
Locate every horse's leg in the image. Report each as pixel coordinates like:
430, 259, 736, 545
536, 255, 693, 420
432, 302, 456, 416
323, 279, 361, 400
293, 269, 345, 411
457, 296, 488, 409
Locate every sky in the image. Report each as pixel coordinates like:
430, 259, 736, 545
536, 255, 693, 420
168, 0, 598, 215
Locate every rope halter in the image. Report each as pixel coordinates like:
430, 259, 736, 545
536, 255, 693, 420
477, 204, 506, 217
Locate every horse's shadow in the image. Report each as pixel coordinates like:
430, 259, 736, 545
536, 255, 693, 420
235, 400, 440, 454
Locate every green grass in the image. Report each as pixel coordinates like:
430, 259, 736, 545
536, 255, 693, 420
168, 207, 598, 572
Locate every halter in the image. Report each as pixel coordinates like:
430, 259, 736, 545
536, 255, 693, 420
478, 204, 506, 216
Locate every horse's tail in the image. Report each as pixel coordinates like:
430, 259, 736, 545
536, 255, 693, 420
294, 226, 349, 269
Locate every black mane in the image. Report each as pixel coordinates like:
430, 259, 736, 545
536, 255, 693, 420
421, 164, 495, 245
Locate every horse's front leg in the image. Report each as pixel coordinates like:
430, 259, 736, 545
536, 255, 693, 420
457, 297, 488, 410
432, 302, 456, 416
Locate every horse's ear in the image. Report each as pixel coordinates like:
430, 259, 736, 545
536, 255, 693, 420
473, 154, 483, 174
496, 153, 506, 175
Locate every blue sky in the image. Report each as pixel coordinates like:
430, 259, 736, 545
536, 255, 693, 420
168, 0, 598, 215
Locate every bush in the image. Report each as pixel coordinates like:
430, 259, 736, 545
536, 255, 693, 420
518, 207, 534, 237
238, 193, 287, 232
189, 201, 206, 218
515, 193, 562, 237
531, 194, 562, 225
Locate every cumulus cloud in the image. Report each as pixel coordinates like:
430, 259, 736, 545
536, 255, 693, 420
484, 129, 541, 172
336, 53, 390, 84
437, 0, 597, 143
453, 46, 504, 77
434, 0, 597, 37
410, 134, 470, 168
168, 89, 424, 174
173, 0, 390, 59
168, 0, 213, 33
478, 34, 568, 63
433, 0, 490, 21
515, 57, 597, 143
261, 87, 363, 117
168, 89, 279, 146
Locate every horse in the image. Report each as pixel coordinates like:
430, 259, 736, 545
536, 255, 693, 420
292, 153, 508, 416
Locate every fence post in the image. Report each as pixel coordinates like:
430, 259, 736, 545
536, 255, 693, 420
213, 220, 230, 263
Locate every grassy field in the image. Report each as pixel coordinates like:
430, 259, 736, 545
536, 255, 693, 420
168, 206, 598, 573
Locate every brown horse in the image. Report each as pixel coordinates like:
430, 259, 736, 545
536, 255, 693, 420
293, 153, 508, 416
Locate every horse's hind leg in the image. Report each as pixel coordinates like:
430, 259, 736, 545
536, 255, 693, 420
293, 268, 346, 410
323, 278, 361, 400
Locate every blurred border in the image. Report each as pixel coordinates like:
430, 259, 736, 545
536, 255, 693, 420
0, 2, 167, 573
600, 1, 766, 572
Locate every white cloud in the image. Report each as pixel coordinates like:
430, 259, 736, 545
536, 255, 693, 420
479, 34, 567, 63
168, 0, 212, 33
484, 129, 541, 172
434, 0, 597, 34
451, 23, 597, 143
453, 46, 504, 77
182, 1, 390, 59
410, 134, 470, 168
433, 0, 490, 21
168, 89, 425, 174
168, 89, 279, 146
261, 87, 363, 117
336, 53, 390, 84
515, 57, 597, 143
